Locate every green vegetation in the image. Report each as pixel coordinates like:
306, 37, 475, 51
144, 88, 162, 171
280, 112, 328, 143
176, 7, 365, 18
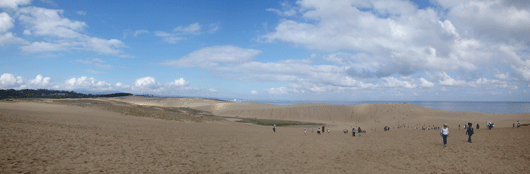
232, 117, 321, 127
48, 99, 224, 123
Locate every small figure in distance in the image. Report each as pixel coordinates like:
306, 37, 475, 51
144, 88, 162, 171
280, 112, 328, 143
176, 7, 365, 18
440, 123, 449, 147
466, 122, 474, 143
477, 124, 480, 129
514, 123, 515, 128
352, 127, 356, 137
273, 124, 276, 133
459, 124, 461, 130
317, 128, 321, 135
517, 120, 520, 128
304, 128, 307, 135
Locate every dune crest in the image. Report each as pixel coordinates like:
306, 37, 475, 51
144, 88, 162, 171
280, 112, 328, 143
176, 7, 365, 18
111, 96, 530, 129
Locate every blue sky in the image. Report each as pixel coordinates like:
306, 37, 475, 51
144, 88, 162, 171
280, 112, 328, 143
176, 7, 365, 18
1, 0, 529, 101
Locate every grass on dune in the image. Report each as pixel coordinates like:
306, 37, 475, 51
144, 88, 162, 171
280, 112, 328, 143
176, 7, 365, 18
16, 98, 225, 123
231, 117, 321, 127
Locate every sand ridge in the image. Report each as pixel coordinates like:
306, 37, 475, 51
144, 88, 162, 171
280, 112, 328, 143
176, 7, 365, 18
112, 96, 530, 130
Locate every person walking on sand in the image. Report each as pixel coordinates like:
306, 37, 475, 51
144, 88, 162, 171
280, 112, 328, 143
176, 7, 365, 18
312, 128, 314, 132
459, 124, 460, 130
352, 128, 356, 137
273, 124, 276, 133
440, 124, 449, 147
304, 128, 307, 135
517, 120, 520, 128
466, 123, 474, 143
513, 123, 515, 128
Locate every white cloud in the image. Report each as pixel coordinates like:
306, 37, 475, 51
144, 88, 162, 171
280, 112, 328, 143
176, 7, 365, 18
134, 30, 149, 37
133, 77, 160, 90
435, 72, 516, 89
75, 58, 112, 69
0, 73, 26, 88
494, 73, 510, 80
0, 12, 14, 33
0, 73, 213, 95
16, 6, 126, 56
419, 78, 435, 88
173, 22, 201, 34
266, 1, 297, 16
167, 78, 189, 87
0, 0, 31, 9
0, 12, 27, 46
155, 22, 203, 43
85, 69, 103, 74
27, 74, 52, 88
62, 76, 113, 91
260, 0, 530, 84
18, 7, 87, 38
76, 10, 86, 16
160, 45, 262, 68
381, 76, 416, 89
0, 32, 27, 46
250, 90, 258, 94
154, 31, 184, 44
208, 23, 220, 34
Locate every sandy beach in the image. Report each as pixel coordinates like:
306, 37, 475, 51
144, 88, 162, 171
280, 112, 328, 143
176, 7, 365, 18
1, 97, 530, 173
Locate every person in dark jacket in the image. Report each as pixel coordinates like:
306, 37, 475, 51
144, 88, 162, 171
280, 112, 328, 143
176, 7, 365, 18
466, 123, 474, 143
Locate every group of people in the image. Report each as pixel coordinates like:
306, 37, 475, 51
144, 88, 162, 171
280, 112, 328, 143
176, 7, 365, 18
440, 123, 475, 147
315, 125, 329, 134
513, 121, 521, 128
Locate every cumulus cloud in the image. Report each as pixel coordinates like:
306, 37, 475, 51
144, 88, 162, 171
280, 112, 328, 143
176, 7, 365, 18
0, 12, 27, 46
261, 0, 530, 84
250, 90, 258, 94
419, 78, 435, 88
382, 76, 416, 89
0, 73, 26, 88
0, 73, 209, 95
167, 78, 189, 87
0, 12, 14, 33
0, 0, 31, 9
16, 6, 126, 56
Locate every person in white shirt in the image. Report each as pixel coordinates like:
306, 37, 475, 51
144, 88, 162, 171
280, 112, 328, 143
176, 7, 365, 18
440, 123, 449, 147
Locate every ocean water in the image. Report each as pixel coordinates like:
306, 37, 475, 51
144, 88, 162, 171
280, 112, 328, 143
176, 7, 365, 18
240, 100, 530, 115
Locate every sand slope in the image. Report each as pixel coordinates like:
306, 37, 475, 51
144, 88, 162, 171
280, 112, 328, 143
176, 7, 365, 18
112, 96, 530, 130
1, 102, 529, 173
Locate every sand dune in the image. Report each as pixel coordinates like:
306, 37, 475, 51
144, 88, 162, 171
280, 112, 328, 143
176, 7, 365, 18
112, 96, 530, 130
1, 101, 529, 173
